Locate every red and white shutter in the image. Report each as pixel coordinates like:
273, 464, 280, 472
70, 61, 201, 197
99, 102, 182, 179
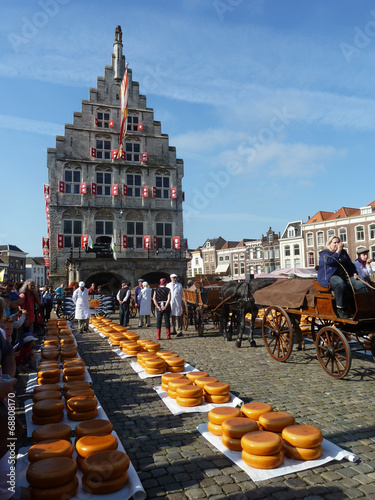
142, 186, 148, 198
90, 147, 97, 158
173, 236, 180, 250
170, 187, 177, 199
144, 235, 151, 249
43, 184, 50, 196
111, 149, 118, 159
153, 236, 157, 249
81, 235, 88, 249
109, 119, 114, 128
42, 237, 49, 250
91, 182, 97, 195
57, 234, 64, 249
123, 185, 128, 196
141, 152, 147, 162
80, 182, 87, 194
122, 235, 128, 249
111, 184, 118, 196
138, 122, 143, 131
58, 181, 65, 193
152, 186, 157, 198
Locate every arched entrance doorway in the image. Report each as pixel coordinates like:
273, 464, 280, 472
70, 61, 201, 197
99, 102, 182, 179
141, 271, 170, 286
84, 272, 122, 295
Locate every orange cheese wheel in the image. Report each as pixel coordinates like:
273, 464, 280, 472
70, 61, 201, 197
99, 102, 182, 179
166, 365, 185, 373
38, 360, 59, 368
161, 383, 169, 392
63, 380, 90, 392
208, 406, 241, 425
241, 402, 273, 421
63, 365, 85, 377
207, 421, 223, 436
75, 419, 113, 439
33, 390, 63, 403
82, 471, 128, 494
204, 393, 231, 404
156, 350, 176, 358
283, 442, 323, 461
203, 382, 230, 395
194, 376, 218, 388
67, 396, 98, 413
281, 424, 323, 449
176, 396, 203, 407
241, 431, 283, 456
186, 371, 209, 381
44, 339, 59, 347
242, 449, 284, 469
76, 434, 118, 458
30, 476, 78, 500
164, 356, 184, 367
37, 375, 60, 385
32, 412, 64, 425
167, 390, 177, 399
63, 359, 85, 367
258, 412, 295, 432
126, 348, 142, 355
26, 456, 77, 488
161, 373, 185, 386
168, 378, 192, 392
222, 434, 242, 451
65, 388, 95, 400
63, 373, 86, 382
145, 358, 165, 369
33, 383, 61, 394
176, 385, 203, 398
41, 351, 59, 360
67, 407, 98, 421
81, 450, 130, 479
33, 399, 65, 417
221, 417, 258, 438
59, 337, 75, 345
28, 439, 73, 462
145, 366, 165, 374
32, 423, 72, 443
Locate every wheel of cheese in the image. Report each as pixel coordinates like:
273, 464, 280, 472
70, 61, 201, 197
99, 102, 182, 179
41, 350, 59, 360
283, 442, 323, 461
194, 376, 218, 388
38, 367, 61, 379
164, 356, 184, 367
76, 434, 118, 458
241, 402, 273, 421
67, 407, 98, 421
63, 373, 85, 382
204, 393, 231, 404
281, 424, 323, 448
145, 366, 165, 374
44, 339, 59, 347
167, 365, 185, 373
38, 360, 60, 368
81, 449, 130, 479
221, 417, 258, 438
241, 431, 282, 456
207, 421, 223, 436
59, 328, 72, 334
161, 383, 169, 391
208, 406, 241, 425
242, 449, 284, 469
64, 359, 85, 367
203, 382, 230, 395
186, 371, 209, 382
32, 412, 64, 425
29, 476, 78, 500
37, 375, 60, 385
33, 390, 63, 403
161, 373, 185, 386
145, 358, 165, 369
32, 423, 72, 443
82, 471, 128, 494
28, 439, 73, 462
221, 434, 242, 451
67, 396, 98, 413
26, 456, 77, 488
63, 365, 85, 377
60, 351, 78, 360
33, 383, 61, 394
176, 385, 203, 398
63, 380, 91, 392
33, 399, 65, 417
75, 419, 113, 439
176, 396, 203, 407
156, 350, 176, 358
168, 389, 177, 399
59, 337, 75, 345
168, 379, 192, 392
258, 412, 295, 432
65, 388, 95, 400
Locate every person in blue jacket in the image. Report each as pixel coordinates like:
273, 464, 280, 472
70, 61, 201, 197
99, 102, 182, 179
317, 235, 368, 319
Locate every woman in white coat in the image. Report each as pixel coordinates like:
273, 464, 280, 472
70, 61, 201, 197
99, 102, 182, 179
72, 281, 91, 333
137, 281, 152, 327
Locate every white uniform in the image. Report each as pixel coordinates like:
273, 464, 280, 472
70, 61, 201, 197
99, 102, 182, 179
138, 287, 152, 316
167, 281, 183, 316
72, 287, 91, 319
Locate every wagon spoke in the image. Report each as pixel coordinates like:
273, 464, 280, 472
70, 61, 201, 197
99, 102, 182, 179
262, 307, 293, 362
316, 326, 351, 379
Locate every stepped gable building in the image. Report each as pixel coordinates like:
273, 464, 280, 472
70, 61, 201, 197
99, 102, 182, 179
0, 244, 27, 283
47, 26, 186, 291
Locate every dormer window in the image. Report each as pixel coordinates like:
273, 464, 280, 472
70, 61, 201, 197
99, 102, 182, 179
287, 227, 295, 238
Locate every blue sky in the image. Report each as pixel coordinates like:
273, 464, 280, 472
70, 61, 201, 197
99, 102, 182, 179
1, 0, 375, 255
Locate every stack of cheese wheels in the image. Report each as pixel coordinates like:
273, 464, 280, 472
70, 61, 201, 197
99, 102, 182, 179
258, 412, 295, 434
186, 371, 209, 382
75, 433, 118, 469
44, 338, 59, 347
101, 326, 115, 338
33, 389, 63, 403
204, 382, 231, 404
194, 376, 218, 393
63, 359, 85, 381
60, 346, 78, 364
65, 386, 95, 401
109, 332, 126, 345
144, 355, 166, 374
176, 384, 203, 407
63, 380, 91, 393
124, 341, 143, 355
125, 331, 140, 342
221, 417, 259, 451
59, 335, 75, 346
75, 419, 113, 441
165, 356, 185, 373
143, 341, 160, 354
81, 449, 130, 494
168, 378, 193, 399
156, 350, 178, 360
40, 346, 59, 362
113, 325, 128, 333
32, 422, 72, 443
241, 431, 284, 469
207, 406, 241, 436
32, 399, 65, 425
137, 352, 157, 367
161, 372, 185, 392
28, 438, 74, 462
26, 456, 78, 500
281, 424, 323, 460
33, 383, 61, 399
37, 363, 61, 385
241, 402, 273, 428
67, 395, 98, 421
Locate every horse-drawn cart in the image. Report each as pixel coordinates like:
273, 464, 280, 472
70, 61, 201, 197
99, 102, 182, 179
253, 278, 375, 379
182, 283, 223, 336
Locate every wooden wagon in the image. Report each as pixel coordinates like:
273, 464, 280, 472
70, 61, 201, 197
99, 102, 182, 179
182, 282, 224, 336
253, 278, 375, 379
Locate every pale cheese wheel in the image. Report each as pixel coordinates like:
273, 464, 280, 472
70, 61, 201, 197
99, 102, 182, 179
33, 390, 62, 403
176, 385, 203, 398
32, 423, 71, 443
67, 396, 98, 413
26, 456, 77, 488
82, 471, 128, 494
28, 439, 73, 462
67, 407, 98, 421
176, 396, 203, 407
208, 406, 241, 425
204, 393, 230, 404
221, 417, 258, 438
32, 412, 64, 425
241, 402, 273, 421
281, 424, 323, 449
76, 434, 118, 458
186, 371, 209, 382
81, 449, 130, 479
283, 442, 323, 461
242, 449, 284, 469
207, 421, 223, 436
203, 382, 230, 395
33, 383, 61, 394
33, 399, 65, 417
161, 372, 185, 386
30, 476, 78, 500
194, 376, 218, 388
221, 434, 242, 451
258, 412, 295, 432
241, 431, 282, 456
75, 419, 113, 439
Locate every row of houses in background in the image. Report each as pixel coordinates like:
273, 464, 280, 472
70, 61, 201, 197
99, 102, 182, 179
0, 245, 47, 286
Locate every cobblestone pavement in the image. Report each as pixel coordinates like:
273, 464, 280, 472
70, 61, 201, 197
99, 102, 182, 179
15, 314, 375, 500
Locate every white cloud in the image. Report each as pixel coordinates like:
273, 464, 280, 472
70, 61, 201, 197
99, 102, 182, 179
0, 114, 63, 136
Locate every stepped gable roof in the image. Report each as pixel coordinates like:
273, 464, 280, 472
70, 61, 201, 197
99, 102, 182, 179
305, 211, 334, 224
327, 207, 359, 220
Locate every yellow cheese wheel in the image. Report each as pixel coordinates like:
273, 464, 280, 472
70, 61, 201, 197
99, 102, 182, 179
28, 439, 73, 462
204, 393, 231, 404
168, 378, 192, 392
207, 421, 223, 436
203, 382, 230, 395
208, 406, 241, 425
30, 476, 78, 500
161, 373, 185, 386
33, 390, 63, 403
156, 350, 176, 358
145, 358, 165, 369
32, 412, 64, 425
59, 337, 75, 345
33, 399, 65, 417
281, 424, 323, 448
222, 434, 242, 451
258, 412, 295, 432
194, 376, 218, 388
283, 442, 323, 461
161, 383, 169, 392
75, 419, 113, 439
32, 423, 71, 443
176, 396, 203, 407
242, 449, 284, 469
63, 373, 86, 382
33, 383, 61, 394
186, 371, 209, 381
37, 375, 60, 385
241, 402, 273, 421
63, 359, 85, 368
166, 365, 185, 373
145, 366, 165, 374
66, 396, 97, 412
44, 339, 59, 347
81, 449, 130, 479
164, 356, 184, 367
176, 385, 203, 398
241, 431, 282, 456
82, 471, 128, 494
76, 434, 118, 458
63, 380, 91, 392
26, 456, 77, 488
67, 407, 98, 421
221, 417, 258, 438
63, 365, 85, 377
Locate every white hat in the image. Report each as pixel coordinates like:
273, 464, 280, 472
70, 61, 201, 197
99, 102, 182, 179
142, 281, 148, 287
79, 281, 85, 287
170, 274, 178, 278
23, 335, 37, 343
138, 278, 144, 282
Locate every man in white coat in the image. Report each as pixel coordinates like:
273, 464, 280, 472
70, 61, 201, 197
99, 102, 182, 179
138, 281, 152, 327
72, 281, 91, 333
167, 273, 183, 337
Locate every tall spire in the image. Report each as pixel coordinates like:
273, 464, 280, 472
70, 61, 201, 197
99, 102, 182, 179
113, 25, 125, 81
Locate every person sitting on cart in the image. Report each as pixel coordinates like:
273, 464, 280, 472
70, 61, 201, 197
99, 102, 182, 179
354, 246, 375, 284
317, 236, 368, 319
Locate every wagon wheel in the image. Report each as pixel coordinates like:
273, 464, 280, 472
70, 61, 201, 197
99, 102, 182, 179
194, 308, 204, 337
310, 317, 335, 343
65, 314, 75, 321
182, 299, 189, 331
262, 307, 294, 362
212, 310, 221, 329
315, 326, 351, 379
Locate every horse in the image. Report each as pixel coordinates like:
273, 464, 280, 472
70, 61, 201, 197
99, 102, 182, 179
219, 278, 278, 348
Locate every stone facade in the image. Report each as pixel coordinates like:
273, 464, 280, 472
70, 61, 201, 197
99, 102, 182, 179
0, 244, 27, 283
47, 26, 186, 292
